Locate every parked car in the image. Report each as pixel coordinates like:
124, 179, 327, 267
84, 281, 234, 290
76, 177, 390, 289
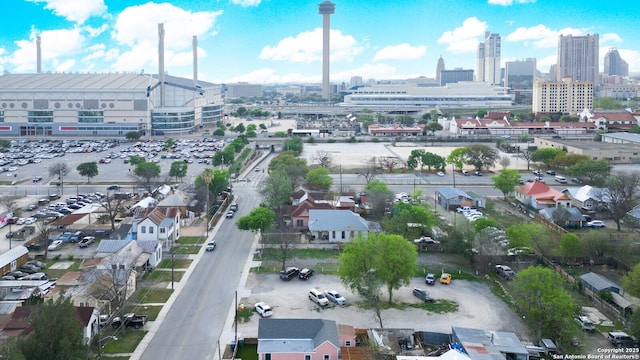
425, 273, 436, 285
32, 176, 43, 182
26, 204, 38, 211
226, 210, 235, 219
279, 267, 299, 281
57, 232, 74, 242
495, 265, 516, 280
586, 220, 605, 228
546, 170, 556, 175
436, 171, 445, 177
6, 271, 27, 279
78, 236, 95, 248
254, 302, 273, 318
608, 331, 638, 347
21, 272, 47, 280
18, 264, 41, 274
298, 268, 314, 280
440, 273, 452, 285
5, 231, 15, 239
25, 260, 46, 269
112, 313, 148, 329
412, 288, 433, 302
324, 290, 346, 306
48, 240, 63, 251
575, 316, 595, 332
308, 288, 329, 307
205, 241, 216, 251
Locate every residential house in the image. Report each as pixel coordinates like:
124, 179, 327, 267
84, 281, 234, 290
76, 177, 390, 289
288, 199, 333, 231
436, 187, 476, 210
580, 272, 633, 317
0, 305, 100, 345
539, 207, 587, 228
451, 326, 529, 360
257, 318, 340, 360
516, 182, 571, 209
563, 185, 607, 211
0, 246, 29, 275
133, 207, 180, 250
308, 209, 369, 242
156, 191, 189, 217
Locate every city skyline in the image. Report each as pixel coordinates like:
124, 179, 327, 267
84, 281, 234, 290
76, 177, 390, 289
0, 0, 638, 85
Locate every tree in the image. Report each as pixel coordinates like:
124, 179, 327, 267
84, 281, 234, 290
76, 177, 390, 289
513, 267, 577, 342
358, 157, 379, 183
125, 131, 141, 140
195, 169, 229, 202
237, 206, 276, 256
552, 206, 571, 226
312, 150, 332, 168
282, 135, 304, 155
425, 122, 443, 135
567, 159, 611, 186
378, 157, 402, 173
422, 152, 446, 171
133, 162, 162, 193
531, 148, 564, 168
375, 233, 418, 303
382, 202, 436, 241
76, 162, 98, 183
100, 193, 128, 230
48, 163, 70, 195
212, 146, 235, 166
396, 115, 414, 126
622, 263, 640, 300
465, 144, 499, 171
447, 147, 467, 171
235, 123, 246, 133
364, 179, 393, 219
261, 170, 294, 229
596, 173, 640, 231
506, 223, 551, 256
492, 169, 521, 199
498, 155, 511, 170
549, 153, 589, 169
16, 295, 88, 360
559, 233, 583, 262
306, 167, 333, 190
407, 149, 425, 171
164, 138, 176, 149
169, 161, 188, 182
518, 146, 535, 171
472, 217, 500, 233
474, 109, 488, 118
269, 151, 308, 186
593, 97, 623, 110
129, 155, 146, 166
213, 128, 225, 137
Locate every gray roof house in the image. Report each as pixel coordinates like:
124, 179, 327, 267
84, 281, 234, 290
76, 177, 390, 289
308, 209, 369, 242
257, 319, 340, 360
436, 187, 476, 210
539, 207, 587, 228
452, 326, 529, 360
562, 185, 607, 211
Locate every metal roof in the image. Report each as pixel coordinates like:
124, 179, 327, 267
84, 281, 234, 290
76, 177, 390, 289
0, 246, 28, 267
257, 319, 339, 354
0, 73, 154, 91
580, 272, 620, 292
437, 187, 473, 200
308, 210, 368, 232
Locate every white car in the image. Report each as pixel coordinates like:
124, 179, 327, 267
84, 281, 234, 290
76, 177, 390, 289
586, 220, 605, 228
436, 171, 445, 177
325, 290, 346, 306
15, 218, 27, 225
24, 217, 37, 225
465, 211, 483, 218
254, 302, 273, 318
47, 240, 63, 251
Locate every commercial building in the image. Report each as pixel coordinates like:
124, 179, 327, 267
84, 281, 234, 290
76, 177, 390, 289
476, 32, 501, 85
225, 83, 263, 99
603, 48, 629, 77
556, 34, 599, 84
532, 77, 593, 115
341, 82, 513, 108
440, 68, 474, 86
534, 137, 640, 164
0, 72, 223, 137
504, 59, 537, 90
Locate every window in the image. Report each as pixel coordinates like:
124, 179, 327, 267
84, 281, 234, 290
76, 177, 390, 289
296, 219, 304, 227
265, 354, 271, 360
345, 340, 352, 346
141, 226, 146, 234
341, 231, 345, 239
160, 228, 166, 234
149, 227, 154, 234
324, 355, 330, 360
305, 356, 311, 360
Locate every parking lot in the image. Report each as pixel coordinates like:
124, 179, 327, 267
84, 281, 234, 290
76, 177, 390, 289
237, 272, 532, 340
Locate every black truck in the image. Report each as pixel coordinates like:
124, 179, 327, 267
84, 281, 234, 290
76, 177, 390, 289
112, 313, 148, 329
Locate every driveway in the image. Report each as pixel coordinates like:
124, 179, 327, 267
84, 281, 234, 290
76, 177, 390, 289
237, 272, 531, 340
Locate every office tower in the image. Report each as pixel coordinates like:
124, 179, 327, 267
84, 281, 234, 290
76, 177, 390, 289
436, 56, 445, 85
318, 1, 335, 100
557, 34, 599, 83
350, 76, 363, 88
476, 32, 501, 85
603, 48, 629, 77
505, 58, 537, 90
532, 77, 593, 114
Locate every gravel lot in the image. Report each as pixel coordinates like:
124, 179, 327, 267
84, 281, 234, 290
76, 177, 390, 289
237, 272, 532, 341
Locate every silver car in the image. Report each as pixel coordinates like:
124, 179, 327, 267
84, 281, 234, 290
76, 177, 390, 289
324, 290, 346, 306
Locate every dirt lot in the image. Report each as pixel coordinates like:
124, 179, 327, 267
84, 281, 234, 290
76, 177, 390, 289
237, 271, 532, 341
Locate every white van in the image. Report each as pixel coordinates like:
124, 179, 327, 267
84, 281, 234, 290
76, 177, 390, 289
308, 288, 329, 307
554, 175, 567, 183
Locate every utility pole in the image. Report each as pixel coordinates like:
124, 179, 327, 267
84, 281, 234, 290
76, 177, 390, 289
203, 172, 213, 238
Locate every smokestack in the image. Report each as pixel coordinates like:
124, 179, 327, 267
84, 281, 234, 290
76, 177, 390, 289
158, 23, 165, 107
36, 36, 42, 74
192, 35, 198, 82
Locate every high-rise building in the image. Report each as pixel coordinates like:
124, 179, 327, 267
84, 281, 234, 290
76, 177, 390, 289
439, 68, 473, 86
435, 56, 445, 85
532, 77, 593, 114
318, 1, 335, 100
505, 58, 537, 90
556, 34, 599, 84
603, 48, 629, 77
476, 32, 501, 85
350, 76, 363, 88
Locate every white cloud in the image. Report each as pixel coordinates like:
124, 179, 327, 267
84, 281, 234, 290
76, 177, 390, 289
601, 33, 623, 44
438, 17, 487, 53
27, 0, 107, 24
506, 25, 586, 48
373, 43, 426, 62
3, 28, 85, 72
84, 24, 109, 38
537, 55, 557, 71
260, 28, 363, 63
229, 0, 262, 7
488, 0, 536, 5
81, 43, 119, 63
618, 49, 640, 72
110, 2, 222, 72
55, 58, 76, 72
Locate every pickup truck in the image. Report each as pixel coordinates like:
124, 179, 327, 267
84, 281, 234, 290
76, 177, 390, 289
112, 313, 148, 329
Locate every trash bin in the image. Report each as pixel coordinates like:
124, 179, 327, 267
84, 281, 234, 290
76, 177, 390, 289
239, 338, 245, 348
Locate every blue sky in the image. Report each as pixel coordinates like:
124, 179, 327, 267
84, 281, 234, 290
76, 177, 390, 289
0, 0, 638, 85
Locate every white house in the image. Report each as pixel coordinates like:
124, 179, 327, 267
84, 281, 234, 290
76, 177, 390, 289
133, 207, 180, 249
308, 209, 369, 242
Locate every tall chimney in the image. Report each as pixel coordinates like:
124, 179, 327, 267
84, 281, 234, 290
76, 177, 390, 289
158, 23, 165, 107
192, 35, 198, 82
36, 36, 42, 74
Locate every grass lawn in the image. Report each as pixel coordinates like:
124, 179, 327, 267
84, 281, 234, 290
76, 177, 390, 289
260, 248, 339, 261
171, 245, 201, 254
157, 258, 193, 269
132, 288, 173, 304
123, 305, 163, 321
102, 330, 147, 354
178, 236, 201, 245
234, 343, 258, 360
145, 269, 185, 283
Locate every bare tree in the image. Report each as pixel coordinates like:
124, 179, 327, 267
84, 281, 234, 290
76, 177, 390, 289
101, 194, 129, 230
518, 147, 535, 171
358, 157, 379, 184
265, 233, 297, 271
48, 162, 70, 195
597, 173, 640, 231
378, 157, 402, 173
36, 222, 52, 261
85, 254, 136, 319
313, 150, 332, 168
499, 155, 511, 170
